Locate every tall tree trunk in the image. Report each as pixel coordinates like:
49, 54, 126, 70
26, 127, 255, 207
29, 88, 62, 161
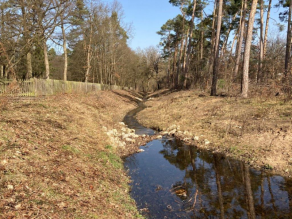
214, 155, 225, 219
177, 37, 185, 87
26, 52, 32, 79
61, 17, 68, 81
20, 1, 32, 80
243, 164, 256, 219
221, 12, 239, 58
176, 1, 186, 88
211, 0, 223, 96
285, 0, 292, 76
167, 32, 171, 87
1, 7, 5, 79
207, 2, 217, 82
173, 43, 178, 88
44, 41, 50, 79
0, 65, 3, 78
183, 0, 197, 88
85, 19, 93, 83
183, 28, 189, 72
242, 0, 258, 98
263, 0, 272, 58
234, 0, 246, 80
258, 0, 264, 83
200, 10, 204, 60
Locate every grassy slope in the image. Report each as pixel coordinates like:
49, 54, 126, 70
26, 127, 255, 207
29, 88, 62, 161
137, 89, 292, 176
0, 91, 143, 218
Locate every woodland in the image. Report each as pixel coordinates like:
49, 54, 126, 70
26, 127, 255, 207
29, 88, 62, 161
0, 0, 292, 97
1, 1, 292, 217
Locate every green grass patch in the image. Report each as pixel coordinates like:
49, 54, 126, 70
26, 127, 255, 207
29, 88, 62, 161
98, 151, 123, 169
62, 145, 80, 154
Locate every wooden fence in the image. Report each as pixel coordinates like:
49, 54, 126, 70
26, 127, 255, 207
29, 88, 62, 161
0, 79, 129, 97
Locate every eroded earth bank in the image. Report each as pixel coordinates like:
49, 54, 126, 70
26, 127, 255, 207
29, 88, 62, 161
136, 89, 292, 177
0, 91, 151, 218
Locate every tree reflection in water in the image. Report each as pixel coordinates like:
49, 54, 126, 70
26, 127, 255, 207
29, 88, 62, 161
124, 137, 292, 218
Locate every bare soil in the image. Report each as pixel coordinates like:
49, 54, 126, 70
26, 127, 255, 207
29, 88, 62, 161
137, 89, 292, 177
0, 91, 144, 219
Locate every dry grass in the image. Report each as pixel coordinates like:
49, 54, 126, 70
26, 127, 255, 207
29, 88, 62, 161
137, 89, 292, 176
0, 90, 143, 218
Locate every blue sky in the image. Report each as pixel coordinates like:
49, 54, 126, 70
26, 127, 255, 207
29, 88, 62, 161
104, 0, 181, 50
103, 0, 286, 51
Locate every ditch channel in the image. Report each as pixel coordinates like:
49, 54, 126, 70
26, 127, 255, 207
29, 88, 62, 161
123, 101, 292, 219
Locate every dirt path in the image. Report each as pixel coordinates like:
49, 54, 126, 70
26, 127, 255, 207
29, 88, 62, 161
136, 89, 292, 177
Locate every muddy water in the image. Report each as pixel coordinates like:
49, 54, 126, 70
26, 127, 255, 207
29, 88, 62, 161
123, 104, 292, 219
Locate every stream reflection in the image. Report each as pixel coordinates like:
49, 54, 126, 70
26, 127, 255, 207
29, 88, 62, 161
124, 137, 292, 219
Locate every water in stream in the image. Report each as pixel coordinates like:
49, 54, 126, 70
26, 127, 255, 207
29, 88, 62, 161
123, 104, 292, 219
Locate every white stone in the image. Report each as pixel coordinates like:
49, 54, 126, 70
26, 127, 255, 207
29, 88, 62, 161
119, 142, 126, 147
184, 131, 192, 136
122, 134, 130, 139
7, 185, 14, 190
168, 125, 177, 131
1, 159, 8, 165
119, 122, 125, 126
137, 149, 145, 153
169, 130, 176, 135
102, 126, 107, 132
193, 136, 199, 141
125, 138, 135, 143
204, 139, 210, 145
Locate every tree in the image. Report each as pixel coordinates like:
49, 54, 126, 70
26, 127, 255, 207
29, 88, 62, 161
263, 0, 272, 59
285, 0, 292, 75
32, 0, 67, 79
211, 0, 223, 96
234, 0, 247, 80
184, 0, 197, 88
242, 0, 258, 98
258, 0, 264, 82
19, 0, 33, 80
59, 0, 73, 81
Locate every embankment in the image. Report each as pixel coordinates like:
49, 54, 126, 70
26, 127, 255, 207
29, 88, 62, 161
137, 89, 292, 176
0, 91, 144, 218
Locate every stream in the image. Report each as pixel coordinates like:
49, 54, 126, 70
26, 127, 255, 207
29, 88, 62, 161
123, 102, 292, 219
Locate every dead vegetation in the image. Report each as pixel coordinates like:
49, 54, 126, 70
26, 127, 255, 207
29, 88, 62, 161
137, 89, 292, 176
0, 90, 144, 218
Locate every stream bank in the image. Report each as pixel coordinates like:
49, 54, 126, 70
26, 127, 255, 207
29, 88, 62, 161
0, 91, 144, 218
123, 92, 292, 218
136, 89, 292, 177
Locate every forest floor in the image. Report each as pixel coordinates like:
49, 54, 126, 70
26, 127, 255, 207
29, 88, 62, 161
0, 90, 146, 219
136, 88, 292, 177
